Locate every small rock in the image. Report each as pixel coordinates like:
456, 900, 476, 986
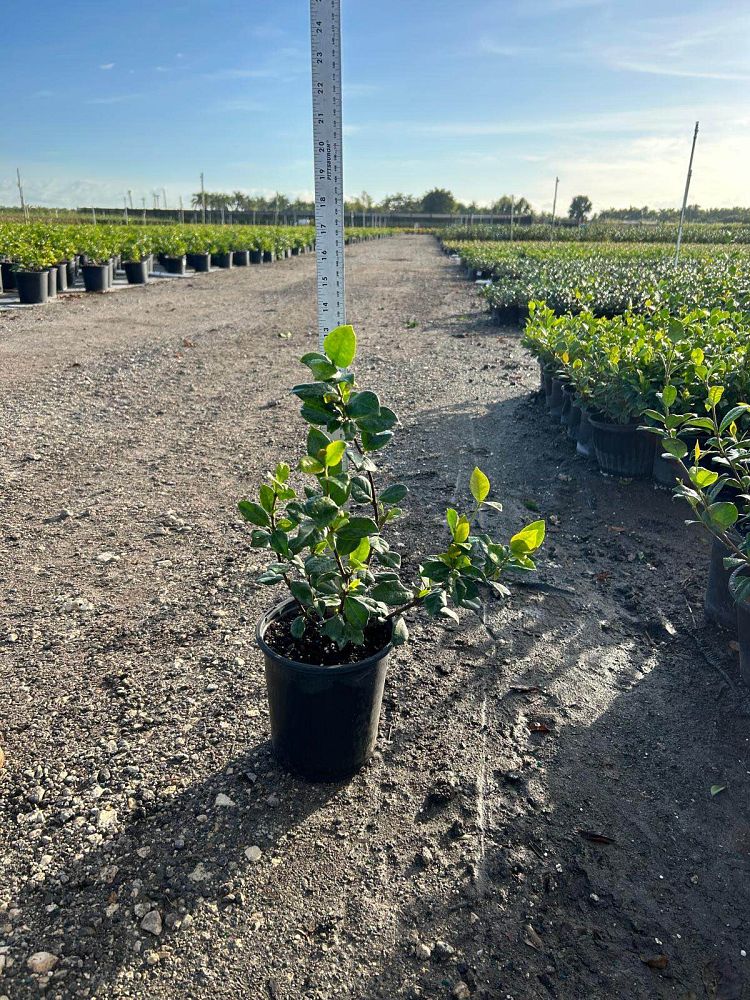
427, 773, 460, 805
433, 940, 455, 960
43, 509, 73, 524
97, 551, 120, 564
452, 983, 471, 999
188, 863, 210, 882
140, 910, 163, 936
415, 942, 432, 960
245, 846, 262, 862
27, 952, 59, 974
416, 846, 434, 868
97, 808, 118, 830
214, 793, 235, 808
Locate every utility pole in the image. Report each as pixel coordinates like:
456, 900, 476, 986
128, 189, 133, 210
179, 195, 184, 224
92, 206, 97, 225
510, 194, 514, 242
675, 121, 699, 265
123, 197, 129, 224
550, 176, 559, 239
142, 196, 146, 223
16, 167, 28, 222
162, 187, 168, 211
200, 172, 206, 224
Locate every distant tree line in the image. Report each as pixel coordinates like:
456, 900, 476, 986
594, 204, 750, 223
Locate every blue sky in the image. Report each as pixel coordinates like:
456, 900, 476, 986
2, 0, 749, 212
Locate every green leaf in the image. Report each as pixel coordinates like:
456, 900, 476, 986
719, 405, 750, 433
250, 529, 271, 548
350, 476, 373, 504
274, 462, 290, 484
299, 455, 325, 475
392, 617, 409, 646
421, 559, 452, 583
324, 440, 346, 467
706, 502, 738, 530
446, 508, 458, 534
307, 426, 330, 457
348, 390, 380, 418
470, 467, 490, 503
361, 429, 393, 452
292, 382, 328, 401
370, 579, 413, 606
289, 580, 314, 606
344, 595, 370, 630
349, 537, 371, 566
238, 500, 270, 528
661, 384, 677, 408
322, 615, 346, 646
259, 483, 276, 513
257, 570, 284, 585
510, 520, 546, 554
380, 484, 408, 505
300, 400, 337, 427
270, 529, 289, 557
707, 385, 725, 408
323, 324, 356, 369
690, 468, 719, 488
300, 351, 338, 380
290, 616, 306, 639
336, 516, 379, 555
305, 495, 340, 527
710, 784, 727, 797
454, 519, 470, 544
661, 437, 688, 459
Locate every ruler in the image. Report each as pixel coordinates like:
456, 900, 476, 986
309, 0, 346, 351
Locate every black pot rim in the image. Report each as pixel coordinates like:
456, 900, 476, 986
256, 598, 394, 675
588, 413, 643, 432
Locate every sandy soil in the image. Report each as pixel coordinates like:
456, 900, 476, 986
0, 236, 748, 1000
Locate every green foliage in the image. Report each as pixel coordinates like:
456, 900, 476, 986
239, 327, 545, 652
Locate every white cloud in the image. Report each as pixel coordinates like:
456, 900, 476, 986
85, 94, 142, 105
99, 62, 115, 70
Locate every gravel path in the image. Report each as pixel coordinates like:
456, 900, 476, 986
1, 236, 748, 1000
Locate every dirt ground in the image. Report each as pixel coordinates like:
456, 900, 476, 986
1, 235, 748, 1000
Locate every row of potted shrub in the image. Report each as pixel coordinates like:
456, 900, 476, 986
0, 223, 395, 304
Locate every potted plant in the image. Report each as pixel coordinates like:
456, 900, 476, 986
12, 240, 56, 304
239, 325, 545, 779
645, 379, 750, 675
210, 230, 234, 269
155, 230, 188, 274
121, 233, 153, 285
78, 231, 113, 292
185, 229, 212, 272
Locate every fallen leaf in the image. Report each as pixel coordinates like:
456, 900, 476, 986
608, 525, 626, 533
594, 571, 612, 583
510, 685, 543, 695
578, 829, 615, 845
0, 746, 4, 769
642, 954, 669, 971
523, 499, 540, 512
523, 923, 544, 951
710, 784, 727, 797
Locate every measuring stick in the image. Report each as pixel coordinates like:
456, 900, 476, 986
309, 0, 346, 351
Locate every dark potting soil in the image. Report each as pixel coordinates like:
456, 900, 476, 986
264, 614, 392, 666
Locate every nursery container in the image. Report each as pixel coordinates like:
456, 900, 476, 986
588, 416, 655, 478
263, 250, 275, 263
82, 263, 109, 293
567, 399, 582, 442
576, 409, 596, 459
729, 568, 750, 684
56, 262, 68, 293
560, 386, 572, 425
66, 259, 77, 287
250, 250, 263, 265
124, 260, 149, 285
233, 250, 250, 266
706, 538, 738, 632
1, 261, 17, 291
187, 252, 211, 272
47, 267, 57, 298
548, 378, 564, 419
15, 270, 48, 304
214, 252, 233, 269
163, 256, 186, 275
256, 600, 392, 781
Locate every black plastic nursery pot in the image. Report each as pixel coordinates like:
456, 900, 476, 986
256, 601, 392, 781
15, 269, 48, 304
214, 252, 233, 269
559, 386, 572, 425
124, 260, 149, 285
1, 261, 17, 291
163, 256, 186, 275
705, 538, 738, 632
548, 378, 564, 419
291, 247, 300, 256
575, 408, 595, 459
263, 250, 275, 263
47, 267, 57, 298
56, 262, 68, 293
233, 250, 250, 266
187, 252, 211, 272
250, 250, 263, 265
588, 415, 655, 478
729, 568, 750, 683
567, 399, 582, 441
82, 263, 109, 293
66, 260, 77, 287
